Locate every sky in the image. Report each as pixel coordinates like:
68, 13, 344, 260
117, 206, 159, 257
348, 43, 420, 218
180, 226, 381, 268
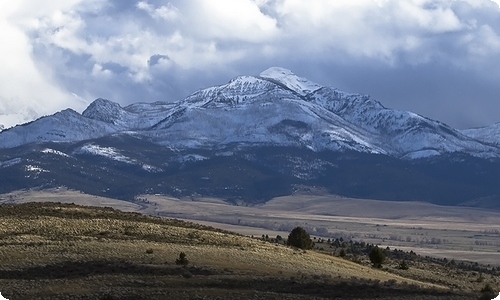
1, 0, 500, 130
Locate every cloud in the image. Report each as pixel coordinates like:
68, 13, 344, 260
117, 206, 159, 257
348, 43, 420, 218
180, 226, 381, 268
2, 0, 500, 129
182, 0, 279, 42
0, 1, 90, 128
136, 1, 180, 21
148, 54, 170, 67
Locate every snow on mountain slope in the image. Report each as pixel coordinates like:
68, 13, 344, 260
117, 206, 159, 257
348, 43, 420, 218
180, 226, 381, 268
0, 109, 119, 149
73, 143, 137, 164
0, 67, 499, 159
144, 95, 386, 153
0, 157, 21, 168
259, 67, 322, 96
142, 71, 388, 153
308, 87, 499, 158
41, 148, 71, 158
150, 75, 292, 130
460, 123, 500, 146
82, 98, 176, 129
184, 75, 286, 107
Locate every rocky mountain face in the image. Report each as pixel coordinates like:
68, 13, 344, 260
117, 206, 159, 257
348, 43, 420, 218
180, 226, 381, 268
0, 67, 499, 207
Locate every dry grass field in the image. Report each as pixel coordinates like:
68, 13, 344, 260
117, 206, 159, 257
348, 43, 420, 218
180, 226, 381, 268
2, 189, 500, 265
0, 189, 499, 299
137, 193, 500, 266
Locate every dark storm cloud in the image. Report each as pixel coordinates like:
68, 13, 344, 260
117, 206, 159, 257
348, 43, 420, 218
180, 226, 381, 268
147, 54, 170, 67
2, 0, 500, 129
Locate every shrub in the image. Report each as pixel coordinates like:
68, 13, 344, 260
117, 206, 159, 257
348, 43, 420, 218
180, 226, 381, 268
339, 248, 346, 258
181, 269, 193, 278
478, 283, 496, 300
369, 246, 385, 268
145, 248, 154, 254
398, 260, 409, 270
287, 227, 313, 250
175, 252, 189, 266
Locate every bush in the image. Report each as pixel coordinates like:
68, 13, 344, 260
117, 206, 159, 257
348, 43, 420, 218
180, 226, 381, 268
339, 248, 346, 258
398, 260, 409, 270
181, 269, 193, 278
369, 246, 385, 268
478, 283, 496, 300
287, 227, 313, 250
175, 252, 189, 266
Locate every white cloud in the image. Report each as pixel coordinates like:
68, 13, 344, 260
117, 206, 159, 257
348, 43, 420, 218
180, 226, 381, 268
91, 63, 113, 79
184, 0, 279, 42
0, 1, 89, 128
269, 0, 470, 62
136, 1, 180, 21
2, 0, 500, 129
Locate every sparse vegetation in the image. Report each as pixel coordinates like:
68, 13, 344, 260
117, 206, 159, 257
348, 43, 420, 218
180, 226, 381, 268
0, 202, 493, 299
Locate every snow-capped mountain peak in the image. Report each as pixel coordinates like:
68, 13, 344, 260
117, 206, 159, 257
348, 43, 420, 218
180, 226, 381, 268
0, 67, 499, 159
82, 98, 125, 125
259, 67, 322, 96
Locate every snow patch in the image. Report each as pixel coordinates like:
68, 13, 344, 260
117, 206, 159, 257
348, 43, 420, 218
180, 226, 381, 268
179, 154, 208, 162
25, 165, 49, 173
142, 164, 162, 172
42, 148, 70, 157
401, 149, 441, 159
74, 144, 136, 164
0, 158, 21, 168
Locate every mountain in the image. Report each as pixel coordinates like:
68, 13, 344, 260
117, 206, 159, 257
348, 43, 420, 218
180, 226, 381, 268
460, 123, 500, 146
0, 67, 499, 207
1, 67, 498, 159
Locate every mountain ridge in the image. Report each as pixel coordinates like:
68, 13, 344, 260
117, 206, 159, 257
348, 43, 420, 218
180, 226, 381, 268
0, 67, 499, 207
1, 67, 498, 159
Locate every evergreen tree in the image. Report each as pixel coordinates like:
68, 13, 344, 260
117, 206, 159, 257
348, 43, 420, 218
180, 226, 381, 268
287, 226, 313, 250
175, 252, 189, 266
369, 245, 385, 268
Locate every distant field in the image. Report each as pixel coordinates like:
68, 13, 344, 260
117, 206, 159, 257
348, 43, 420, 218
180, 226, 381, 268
2, 188, 500, 266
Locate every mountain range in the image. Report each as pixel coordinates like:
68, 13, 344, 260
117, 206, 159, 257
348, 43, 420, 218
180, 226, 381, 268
0, 67, 499, 207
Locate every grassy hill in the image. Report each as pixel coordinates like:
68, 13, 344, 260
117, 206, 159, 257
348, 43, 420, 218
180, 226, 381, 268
0, 202, 491, 299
